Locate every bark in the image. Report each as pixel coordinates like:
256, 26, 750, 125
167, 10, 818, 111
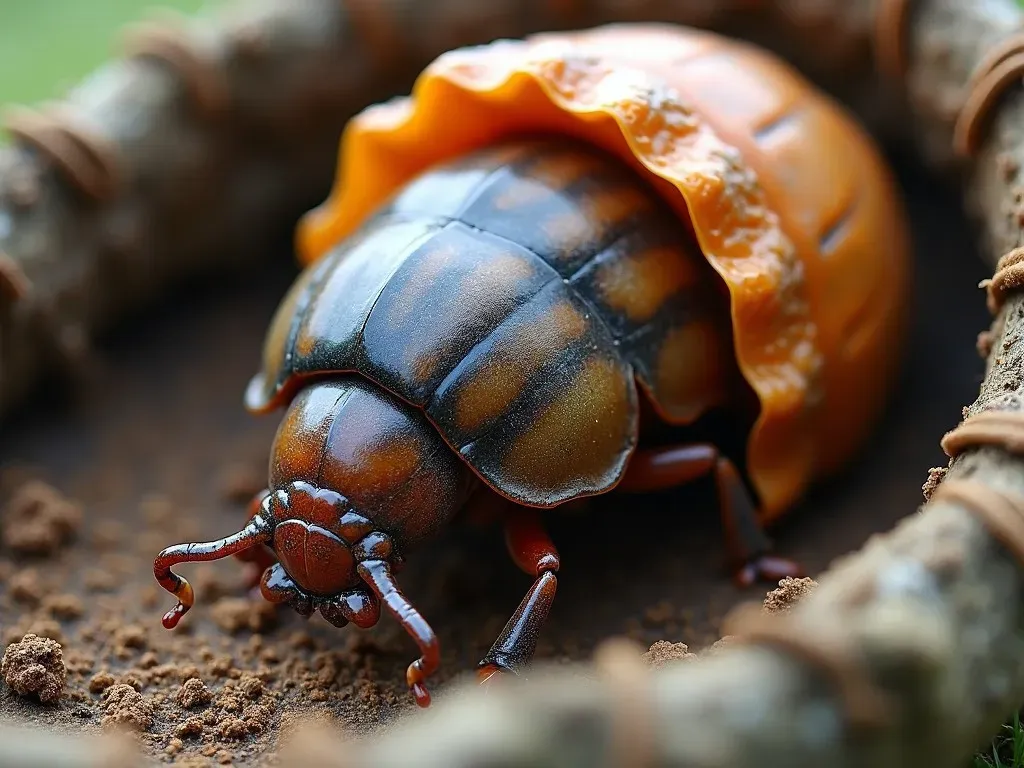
0, 0, 901, 421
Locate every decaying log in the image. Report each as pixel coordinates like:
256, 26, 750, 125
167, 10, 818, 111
0, 0, 908, 421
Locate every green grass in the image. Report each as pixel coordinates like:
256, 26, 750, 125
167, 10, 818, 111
974, 713, 1024, 768
0, 0, 206, 107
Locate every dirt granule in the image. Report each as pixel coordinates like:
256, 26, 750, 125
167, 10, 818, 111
977, 328, 996, 359
176, 716, 204, 739
218, 716, 249, 740
922, 466, 948, 500
641, 640, 696, 668
762, 577, 818, 614
90, 671, 117, 694
696, 578, 820, 656
102, 684, 154, 731
704, 634, 740, 655
1, 481, 81, 556
8, 568, 43, 605
239, 675, 264, 699
83, 567, 116, 592
210, 597, 278, 634
42, 593, 84, 619
1, 633, 65, 704
177, 678, 213, 708
113, 624, 148, 654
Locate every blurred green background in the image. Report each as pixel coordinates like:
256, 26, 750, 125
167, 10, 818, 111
0, 0, 206, 108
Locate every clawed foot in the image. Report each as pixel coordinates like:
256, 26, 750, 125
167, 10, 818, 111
734, 554, 804, 588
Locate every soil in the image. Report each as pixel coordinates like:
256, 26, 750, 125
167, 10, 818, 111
1, 633, 65, 704
761, 577, 818, 615
0, 158, 992, 765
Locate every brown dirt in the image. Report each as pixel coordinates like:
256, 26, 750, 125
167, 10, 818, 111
642, 575, 819, 667
1, 633, 65, 704
922, 466, 948, 500
642, 640, 697, 668
102, 684, 155, 730
0, 161, 992, 764
762, 577, 818, 615
2, 480, 82, 556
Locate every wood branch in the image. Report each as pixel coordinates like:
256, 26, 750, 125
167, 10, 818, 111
0, 0, 903, 421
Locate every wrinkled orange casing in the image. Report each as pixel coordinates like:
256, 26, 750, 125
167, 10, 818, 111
295, 24, 912, 522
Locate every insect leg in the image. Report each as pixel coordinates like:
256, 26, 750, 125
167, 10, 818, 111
477, 509, 559, 685
618, 443, 804, 587
232, 489, 278, 590
154, 513, 273, 629
358, 559, 439, 708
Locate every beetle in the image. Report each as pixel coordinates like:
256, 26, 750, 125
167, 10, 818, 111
154, 24, 911, 708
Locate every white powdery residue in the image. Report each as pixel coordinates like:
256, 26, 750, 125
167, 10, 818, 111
775, 252, 806, 294
792, 339, 823, 376
590, 71, 650, 110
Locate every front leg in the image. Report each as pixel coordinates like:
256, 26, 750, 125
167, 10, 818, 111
477, 509, 559, 685
232, 489, 278, 590
618, 443, 804, 586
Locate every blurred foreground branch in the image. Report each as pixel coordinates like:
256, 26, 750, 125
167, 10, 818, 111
0, 722, 140, 768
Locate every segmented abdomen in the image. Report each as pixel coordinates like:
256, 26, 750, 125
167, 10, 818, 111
247, 139, 736, 506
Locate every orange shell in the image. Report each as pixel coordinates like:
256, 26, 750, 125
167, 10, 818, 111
295, 24, 912, 521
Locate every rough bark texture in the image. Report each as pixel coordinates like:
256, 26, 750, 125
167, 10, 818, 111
3, 0, 1024, 766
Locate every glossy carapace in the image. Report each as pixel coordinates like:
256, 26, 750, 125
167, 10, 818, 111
154, 24, 912, 708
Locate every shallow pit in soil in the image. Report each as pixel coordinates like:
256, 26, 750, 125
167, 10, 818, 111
0, 160, 989, 764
